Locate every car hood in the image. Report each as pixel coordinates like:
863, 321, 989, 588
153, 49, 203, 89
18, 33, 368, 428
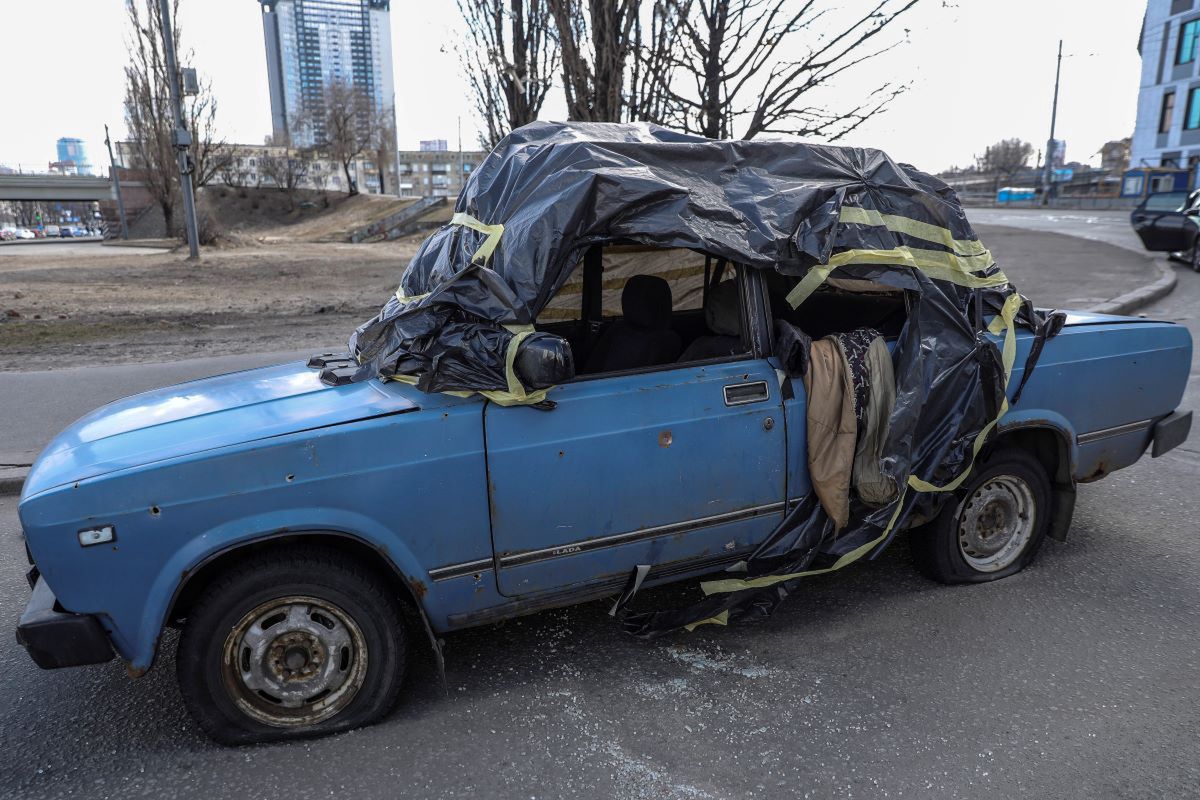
21, 361, 426, 499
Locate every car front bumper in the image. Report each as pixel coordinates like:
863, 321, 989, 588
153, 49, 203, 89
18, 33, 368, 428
15, 575, 114, 670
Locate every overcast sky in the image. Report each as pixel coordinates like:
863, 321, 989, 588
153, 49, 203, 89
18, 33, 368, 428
0, 0, 1145, 174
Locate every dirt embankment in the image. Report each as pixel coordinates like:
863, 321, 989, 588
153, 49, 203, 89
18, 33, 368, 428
0, 240, 421, 370
127, 187, 419, 245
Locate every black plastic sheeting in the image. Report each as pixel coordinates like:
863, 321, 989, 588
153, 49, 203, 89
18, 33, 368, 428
346, 121, 1058, 636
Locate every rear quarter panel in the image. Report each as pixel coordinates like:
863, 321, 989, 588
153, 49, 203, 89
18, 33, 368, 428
1001, 317, 1192, 479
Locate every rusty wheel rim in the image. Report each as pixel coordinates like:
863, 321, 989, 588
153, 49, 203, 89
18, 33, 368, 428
955, 474, 1036, 573
221, 595, 368, 728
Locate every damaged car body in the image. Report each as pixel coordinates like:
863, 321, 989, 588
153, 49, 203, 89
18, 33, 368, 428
15, 122, 1193, 744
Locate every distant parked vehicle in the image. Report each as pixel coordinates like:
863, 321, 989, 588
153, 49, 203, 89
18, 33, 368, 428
1130, 189, 1200, 272
43, 225, 60, 238
0, 228, 16, 241
59, 227, 74, 238
16, 228, 35, 240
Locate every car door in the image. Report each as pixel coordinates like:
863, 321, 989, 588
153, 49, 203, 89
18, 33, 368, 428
1131, 190, 1195, 251
483, 358, 786, 597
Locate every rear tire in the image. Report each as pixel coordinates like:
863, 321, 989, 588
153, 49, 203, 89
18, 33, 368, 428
1191, 242, 1200, 273
910, 448, 1051, 584
176, 545, 407, 745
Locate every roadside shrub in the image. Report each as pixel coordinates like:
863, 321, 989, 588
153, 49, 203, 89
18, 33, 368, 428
196, 208, 222, 246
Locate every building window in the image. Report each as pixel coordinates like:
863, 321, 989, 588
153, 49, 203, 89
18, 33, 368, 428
1186, 86, 1200, 129
1162, 91, 1177, 133
1179, 19, 1200, 64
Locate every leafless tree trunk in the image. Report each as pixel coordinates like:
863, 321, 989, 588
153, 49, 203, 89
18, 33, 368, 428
260, 148, 311, 210
218, 146, 253, 189
372, 106, 397, 194
459, 0, 559, 148
638, 0, 919, 141
123, 0, 180, 233
977, 138, 1034, 194
299, 79, 375, 196
123, 0, 222, 232
187, 77, 229, 187
548, 0, 640, 122
627, 1, 689, 126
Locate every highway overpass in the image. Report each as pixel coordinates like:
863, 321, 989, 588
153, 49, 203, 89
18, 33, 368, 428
0, 174, 114, 202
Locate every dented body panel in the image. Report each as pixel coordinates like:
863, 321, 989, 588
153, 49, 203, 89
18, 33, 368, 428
14, 284, 1193, 674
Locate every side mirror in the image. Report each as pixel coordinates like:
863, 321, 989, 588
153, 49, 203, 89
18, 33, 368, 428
513, 332, 575, 390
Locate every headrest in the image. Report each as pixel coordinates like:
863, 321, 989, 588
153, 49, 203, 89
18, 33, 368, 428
705, 279, 740, 337
621, 274, 673, 330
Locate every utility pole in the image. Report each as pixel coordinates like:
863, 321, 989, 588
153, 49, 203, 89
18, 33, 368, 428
1042, 39, 1063, 206
103, 124, 129, 240
457, 116, 464, 195
158, 0, 200, 259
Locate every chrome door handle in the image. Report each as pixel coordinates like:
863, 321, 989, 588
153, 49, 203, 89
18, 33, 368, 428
724, 381, 769, 406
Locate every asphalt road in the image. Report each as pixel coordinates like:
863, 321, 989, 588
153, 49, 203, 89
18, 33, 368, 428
968, 208, 1144, 253
0, 218, 1197, 798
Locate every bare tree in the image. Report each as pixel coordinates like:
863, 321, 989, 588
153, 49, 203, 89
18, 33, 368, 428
637, 0, 920, 140
977, 138, 1033, 193
123, 0, 179, 233
123, 0, 220, 233
548, 0, 640, 122
218, 146, 253, 189
187, 77, 230, 187
300, 79, 375, 195
627, 1, 690, 125
8, 200, 51, 229
459, 0, 559, 148
259, 148, 311, 210
371, 106, 397, 194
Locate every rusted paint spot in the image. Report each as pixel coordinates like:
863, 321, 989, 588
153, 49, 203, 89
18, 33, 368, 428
658, 430, 673, 448
125, 662, 148, 679
408, 577, 428, 600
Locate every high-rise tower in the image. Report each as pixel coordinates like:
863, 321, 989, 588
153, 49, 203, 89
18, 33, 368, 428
258, 0, 395, 148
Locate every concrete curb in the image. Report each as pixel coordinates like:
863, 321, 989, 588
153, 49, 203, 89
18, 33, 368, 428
0, 469, 27, 498
101, 238, 179, 249
1087, 256, 1179, 317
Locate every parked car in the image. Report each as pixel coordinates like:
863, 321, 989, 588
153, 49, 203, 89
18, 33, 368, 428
43, 225, 60, 238
0, 227, 16, 241
16, 228, 35, 240
1130, 189, 1200, 271
15, 127, 1195, 746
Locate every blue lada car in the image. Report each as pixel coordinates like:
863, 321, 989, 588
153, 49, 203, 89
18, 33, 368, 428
13, 129, 1195, 745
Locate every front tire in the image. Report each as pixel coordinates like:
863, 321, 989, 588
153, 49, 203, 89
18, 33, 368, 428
909, 448, 1051, 584
176, 546, 407, 745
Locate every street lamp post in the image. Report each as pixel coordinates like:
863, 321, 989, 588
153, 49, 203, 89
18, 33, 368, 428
103, 124, 129, 240
1042, 39, 1063, 206
158, 0, 200, 259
